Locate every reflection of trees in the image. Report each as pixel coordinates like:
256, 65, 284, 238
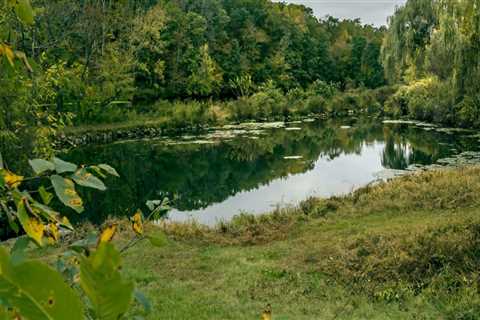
380, 126, 459, 169
63, 118, 462, 224
382, 136, 410, 169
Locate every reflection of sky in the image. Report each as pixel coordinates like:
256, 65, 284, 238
169, 142, 386, 225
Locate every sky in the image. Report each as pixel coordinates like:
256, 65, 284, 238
274, 0, 407, 26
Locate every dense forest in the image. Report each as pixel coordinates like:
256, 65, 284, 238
1, 0, 387, 156
2, 0, 480, 158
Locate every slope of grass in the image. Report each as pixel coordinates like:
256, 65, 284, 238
115, 167, 480, 319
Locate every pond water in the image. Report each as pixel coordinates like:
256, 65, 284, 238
63, 118, 480, 226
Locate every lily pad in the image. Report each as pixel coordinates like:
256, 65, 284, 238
383, 120, 418, 125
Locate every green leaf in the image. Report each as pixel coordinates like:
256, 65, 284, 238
52, 157, 77, 174
146, 200, 161, 212
29, 159, 54, 175
5, 209, 19, 234
70, 232, 98, 253
134, 290, 152, 314
0, 305, 8, 320
38, 185, 53, 205
10, 236, 30, 265
147, 231, 168, 247
98, 164, 120, 177
0, 199, 16, 231
50, 175, 84, 213
0, 247, 84, 320
71, 168, 106, 191
80, 243, 134, 320
30, 201, 59, 222
14, 0, 34, 25
11, 237, 31, 254
89, 166, 107, 179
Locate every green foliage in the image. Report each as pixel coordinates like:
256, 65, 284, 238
307, 80, 338, 99
50, 175, 84, 213
72, 168, 107, 191
385, 77, 455, 124
1, 0, 387, 132
29, 159, 55, 175
0, 155, 170, 319
382, 0, 480, 127
14, 0, 35, 25
80, 243, 134, 320
1, 3, 164, 318
229, 74, 255, 97
0, 246, 84, 320
0, 157, 118, 242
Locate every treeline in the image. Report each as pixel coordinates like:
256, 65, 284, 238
1, 0, 385, 128
382, 0, 480, 127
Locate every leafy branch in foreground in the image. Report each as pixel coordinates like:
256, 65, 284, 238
0, 155, 170, 319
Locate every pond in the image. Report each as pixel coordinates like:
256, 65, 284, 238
63, 117, 480, 226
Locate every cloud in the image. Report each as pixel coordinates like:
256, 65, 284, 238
274, 0, 407, 26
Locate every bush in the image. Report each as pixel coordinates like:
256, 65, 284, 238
307, 80, 338, 99
325, 92, 361, 116
456, 95, 480, 128
305, 96, 327, 115
168, 101, 214, 127
247, 81, 286, 119
384, 77, 456, 123
228, 97, 258, 121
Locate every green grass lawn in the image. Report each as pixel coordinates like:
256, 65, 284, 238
115, 167, 480, 319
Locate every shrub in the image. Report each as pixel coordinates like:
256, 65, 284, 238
306, 80, 338, 99
385, 77, 454, 123
326, 95, 346, 115
305, 96, 327, 115
248, 81, 286, 118
456, 95, 480, 128
228, 97, 258, 121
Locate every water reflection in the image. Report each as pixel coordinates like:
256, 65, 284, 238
63, 118, 477, 225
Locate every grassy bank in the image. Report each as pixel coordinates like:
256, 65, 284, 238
100, 167, 480, 319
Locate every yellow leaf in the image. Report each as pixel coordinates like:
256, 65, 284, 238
14, 50, 33, 72
131, 210, 143, 236
261, 304, 272, 320
46, 223, 60, 244
25, 217, 45, 246
3, 170, 23, 188
98, 224, 117, 245
4, 45, 14, 66
61, 216, 73, 230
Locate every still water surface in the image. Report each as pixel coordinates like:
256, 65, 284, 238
64, 118, 479, 225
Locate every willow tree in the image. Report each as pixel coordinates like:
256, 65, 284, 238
382, 0, 480, 126
381, 0, 437, 83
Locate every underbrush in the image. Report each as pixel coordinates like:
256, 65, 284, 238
385, 76, 480, 128
65, 81, 392, 136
